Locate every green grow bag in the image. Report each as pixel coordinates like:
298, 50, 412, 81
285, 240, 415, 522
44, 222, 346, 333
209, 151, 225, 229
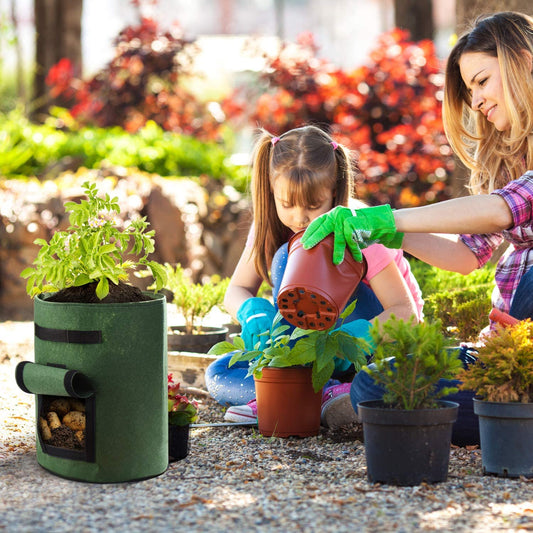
16, 292, 168, 483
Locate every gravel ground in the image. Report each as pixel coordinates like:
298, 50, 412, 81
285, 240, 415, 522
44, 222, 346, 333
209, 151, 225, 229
1, 320, 532, 533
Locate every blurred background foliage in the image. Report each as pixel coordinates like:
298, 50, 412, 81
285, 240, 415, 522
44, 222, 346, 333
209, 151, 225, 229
2, 0, 528, 330
1, 6, 455, 208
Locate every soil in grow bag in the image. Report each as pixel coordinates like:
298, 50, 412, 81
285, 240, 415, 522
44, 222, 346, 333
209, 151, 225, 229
37, 393, 96, 463
46, 281, 151, 304
39, 396, 87, 450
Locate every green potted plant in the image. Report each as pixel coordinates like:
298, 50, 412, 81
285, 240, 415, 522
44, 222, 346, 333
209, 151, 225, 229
15, 180, 169, 483
21, 180, 166, 301
457, 319, 533, 478
357, 316, 463, 486
209, 301, 369, 437
155, 262, 230, 353
168, 373, 198, 461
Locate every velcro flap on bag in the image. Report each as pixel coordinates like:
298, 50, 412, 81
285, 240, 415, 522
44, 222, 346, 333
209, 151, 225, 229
15, 361, 94, 398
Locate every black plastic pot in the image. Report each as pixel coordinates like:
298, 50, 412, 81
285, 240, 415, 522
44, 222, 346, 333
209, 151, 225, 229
168, 325, 228, 354
358, 399, 459, 486
474, 398, 533, 478
169, 424, 190, 462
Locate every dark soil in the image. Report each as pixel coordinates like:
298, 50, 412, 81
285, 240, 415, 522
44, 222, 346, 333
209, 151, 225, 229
46, 281, 151, 304
48, 425, 84, 449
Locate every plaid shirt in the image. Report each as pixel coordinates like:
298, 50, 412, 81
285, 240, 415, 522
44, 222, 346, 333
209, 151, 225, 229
460, 171, 533, 315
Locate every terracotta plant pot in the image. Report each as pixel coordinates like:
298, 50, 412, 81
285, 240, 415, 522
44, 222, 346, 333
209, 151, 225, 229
254, 366, 322, 437
277, 230, 367, 330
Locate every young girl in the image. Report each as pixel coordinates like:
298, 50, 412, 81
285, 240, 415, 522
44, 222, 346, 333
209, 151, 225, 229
302, 11, 533, 444
205, 125, 423, 429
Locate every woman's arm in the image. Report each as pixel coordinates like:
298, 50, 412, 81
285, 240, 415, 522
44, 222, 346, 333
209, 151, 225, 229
223, 246, 263, 319
394, 194, 513, 234
402, 233, 480, 274
367, 261, 420, 324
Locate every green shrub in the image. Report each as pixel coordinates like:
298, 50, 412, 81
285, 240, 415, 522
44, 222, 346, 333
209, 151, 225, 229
458, 319, 533, 403
0, 109, 248, 189
410, 258, 495, 295
365, 316, 463, 410
410, 259, 495, 341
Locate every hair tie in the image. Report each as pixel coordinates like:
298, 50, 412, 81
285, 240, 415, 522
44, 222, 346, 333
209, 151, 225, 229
271, 137, 280, 145
331, 141, 339, 150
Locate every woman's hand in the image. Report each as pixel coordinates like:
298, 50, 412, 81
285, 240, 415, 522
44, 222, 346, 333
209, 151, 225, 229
301, 205, 403, 265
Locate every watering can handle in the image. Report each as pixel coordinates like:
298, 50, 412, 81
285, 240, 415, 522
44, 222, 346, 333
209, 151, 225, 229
489, 308, 520, 326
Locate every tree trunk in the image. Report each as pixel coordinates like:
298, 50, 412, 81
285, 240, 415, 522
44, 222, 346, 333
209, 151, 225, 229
10, 0, 26, 107
456, 0, 533, 33
394, 0, 434, 41
274, 0, 285, 40
33, 0, 83, 120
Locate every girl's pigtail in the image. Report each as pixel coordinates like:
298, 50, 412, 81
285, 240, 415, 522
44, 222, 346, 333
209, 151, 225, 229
333, 143, 355, 204
251, 131, 277, 282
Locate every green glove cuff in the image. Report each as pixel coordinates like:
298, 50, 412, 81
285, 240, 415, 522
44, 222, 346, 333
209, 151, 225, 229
384, 230, 404, 249
346, 204, 402, 250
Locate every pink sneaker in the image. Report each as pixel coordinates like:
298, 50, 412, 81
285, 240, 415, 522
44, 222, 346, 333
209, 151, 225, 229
321, 383, 358, 429
224, 399, 258, 423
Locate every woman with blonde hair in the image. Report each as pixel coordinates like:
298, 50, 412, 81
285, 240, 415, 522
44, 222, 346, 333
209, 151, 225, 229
302, 11, 533, 444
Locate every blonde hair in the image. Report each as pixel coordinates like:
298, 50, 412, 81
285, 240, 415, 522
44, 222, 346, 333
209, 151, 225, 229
250, 125, 354, 283
443, 11, 533, 193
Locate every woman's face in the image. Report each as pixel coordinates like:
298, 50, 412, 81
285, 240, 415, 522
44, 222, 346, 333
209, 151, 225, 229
459, 52, 511, 131
272, 176, 334, 234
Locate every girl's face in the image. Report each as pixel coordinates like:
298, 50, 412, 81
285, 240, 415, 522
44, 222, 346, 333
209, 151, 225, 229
272, 176, 334, 234
459, 52, 511, 131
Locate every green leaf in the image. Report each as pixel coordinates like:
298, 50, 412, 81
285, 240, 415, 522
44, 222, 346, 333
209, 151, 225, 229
313, 333, 329, 373
283, 339, 316, 365
228, 350, 261, 367
20, 268, 34, 279
312, 359, 335, 392
208, 341, 238, 356
336, 332, 368, 370
340, 299, 357, 320
95, 277, 109, 299
100, 243, 116, 254
147, 261, 168, 291
271, 323, 290, 338
73, 274, 91, 287
232, 336, 246, 350
25, 276, 36, 295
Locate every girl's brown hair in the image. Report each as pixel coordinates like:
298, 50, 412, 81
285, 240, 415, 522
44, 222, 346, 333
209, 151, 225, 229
250, 125, 355, 283
443, 11, 533, 193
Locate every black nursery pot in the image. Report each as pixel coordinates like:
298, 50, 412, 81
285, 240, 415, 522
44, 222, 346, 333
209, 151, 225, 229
358, 400, 459, 486
168, 325, 228, 354
169, 424, 190, 461
474, 398, 533, 478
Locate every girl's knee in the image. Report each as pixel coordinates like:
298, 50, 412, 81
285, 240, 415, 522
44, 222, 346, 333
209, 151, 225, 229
205, 354, 256, 406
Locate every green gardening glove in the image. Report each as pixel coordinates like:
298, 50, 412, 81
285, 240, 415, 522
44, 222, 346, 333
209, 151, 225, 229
301, 205, 404, 265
